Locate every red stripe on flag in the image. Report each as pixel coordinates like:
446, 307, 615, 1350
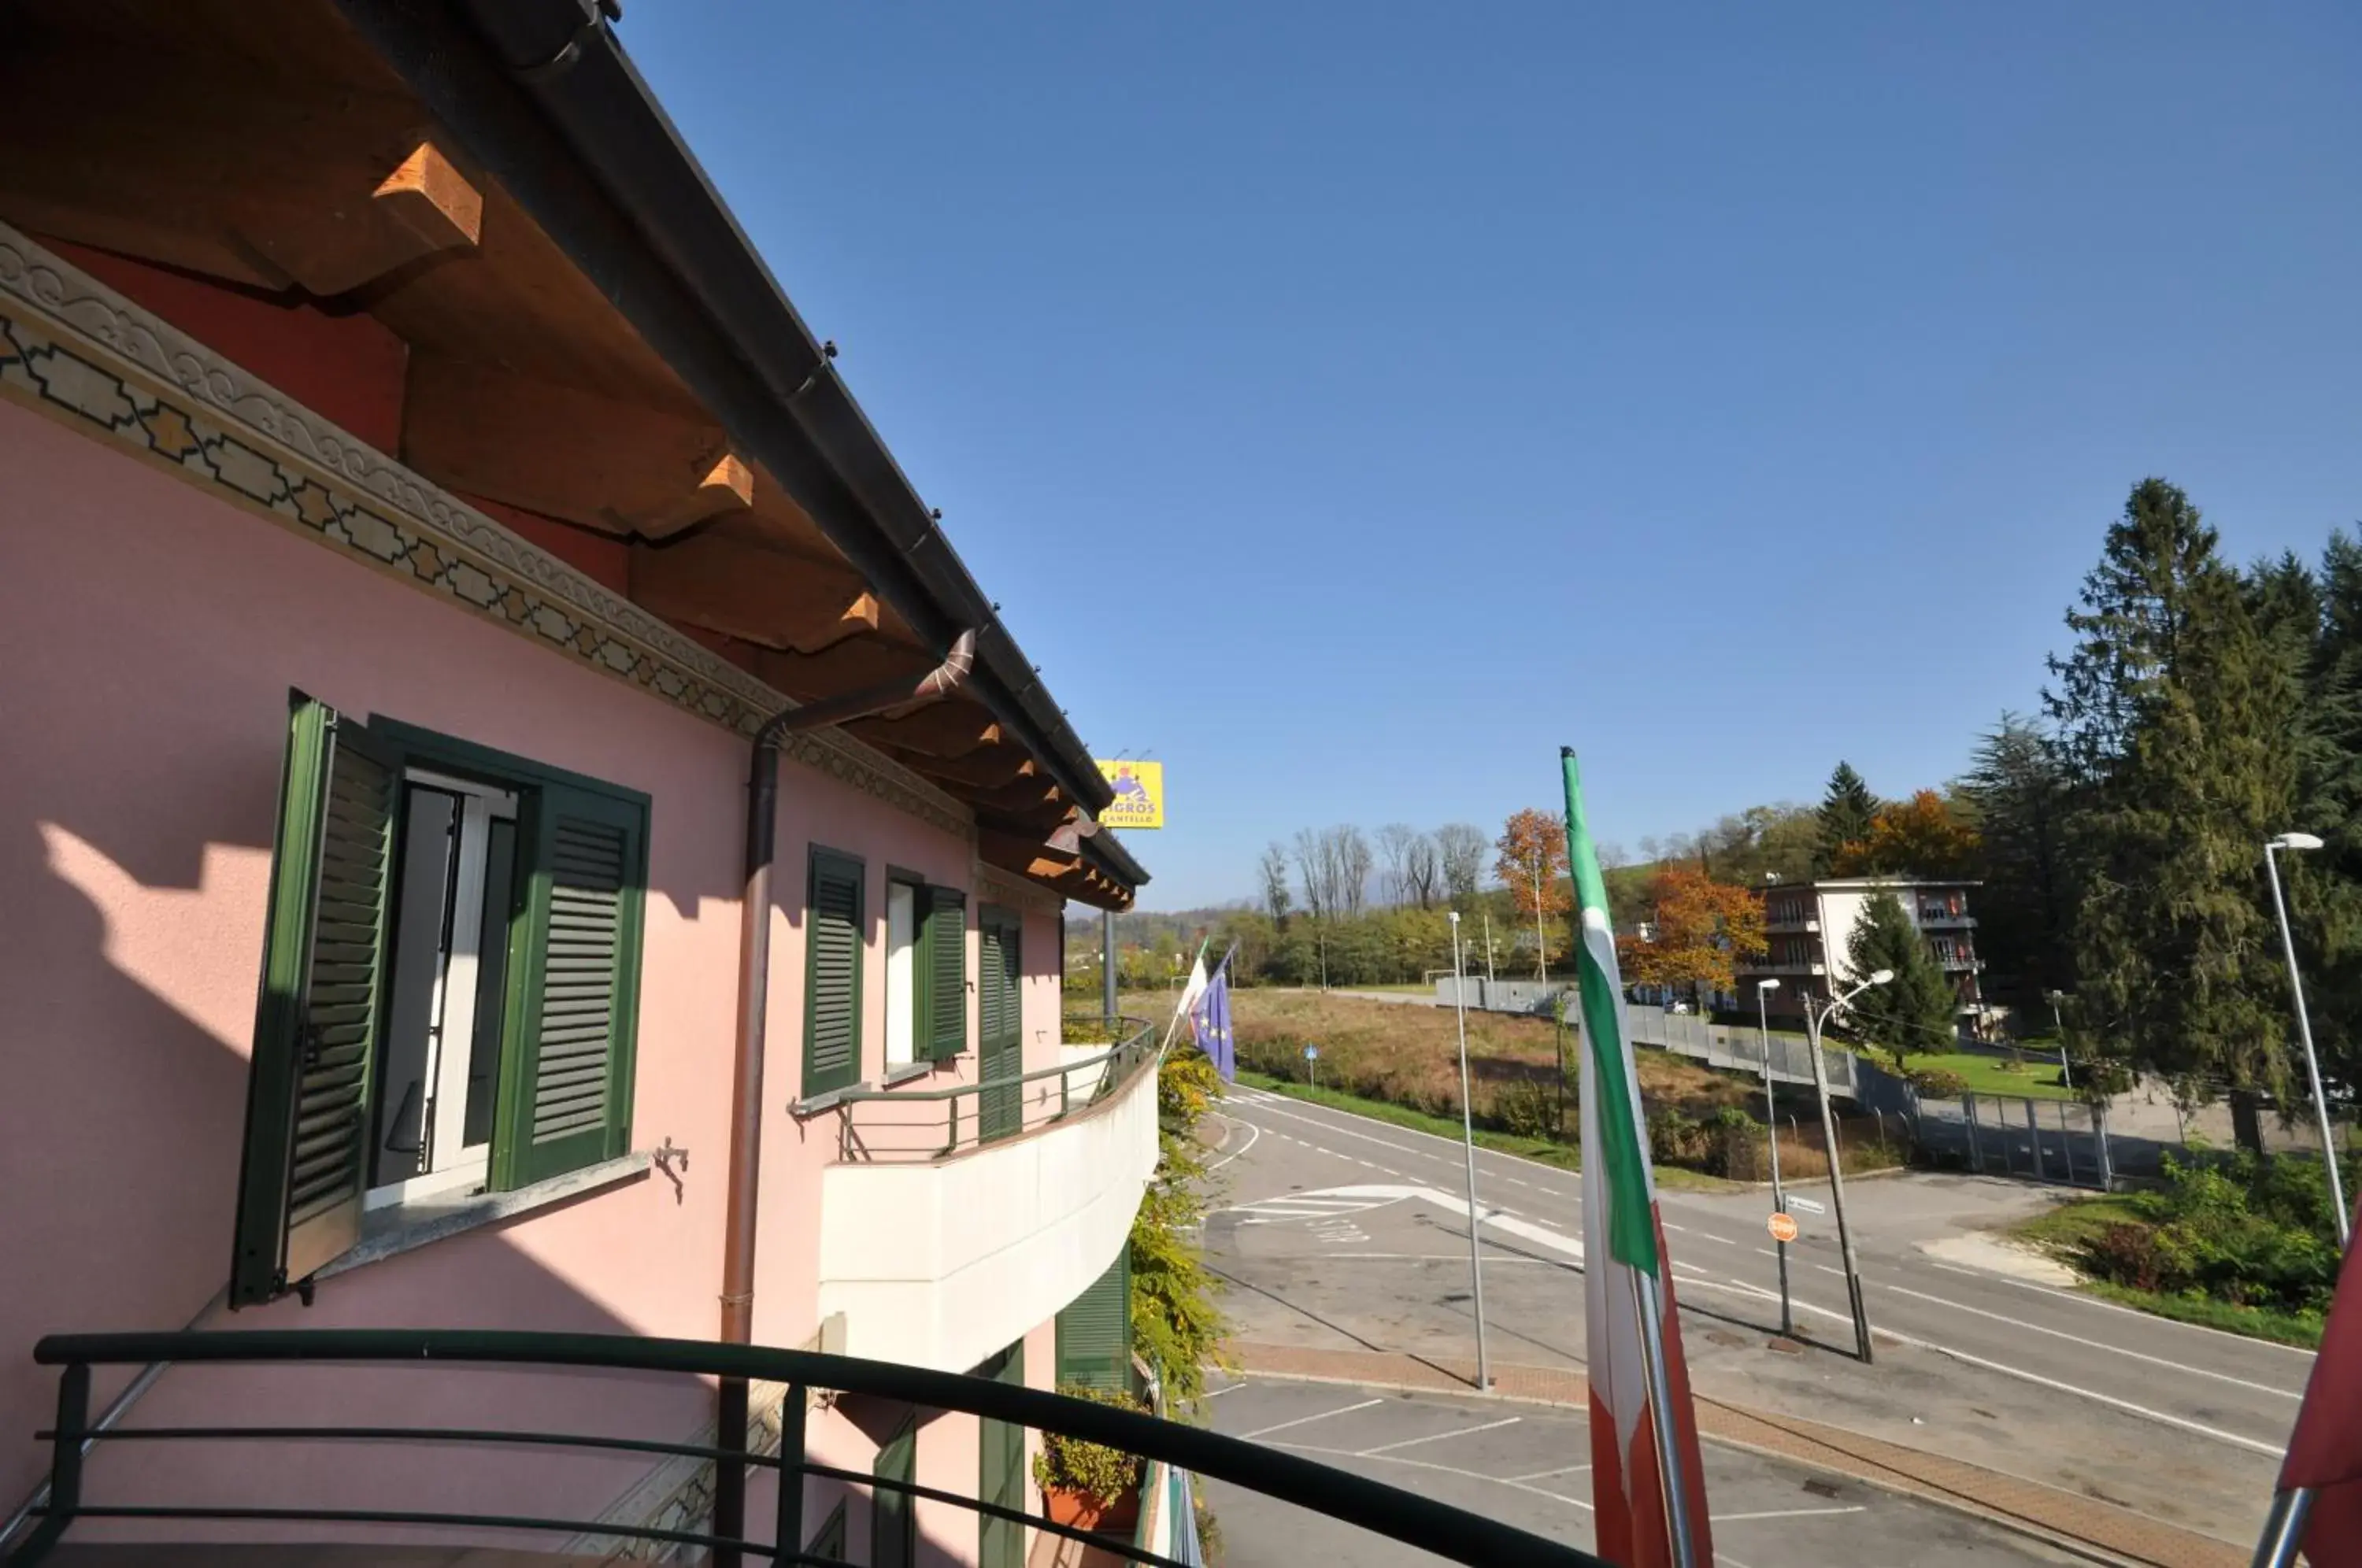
2284, 1208, 2362, 1566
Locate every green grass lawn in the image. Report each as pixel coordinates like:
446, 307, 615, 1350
1889, 1049, 2079, 1100
2009, 1196, 2327, 1349
1230, 1069, 1740, 1192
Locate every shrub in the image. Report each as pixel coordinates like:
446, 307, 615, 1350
1032, 1385, 1150, 1500
2085, 1222, 2162, 1292
1908, 1067, 1969, 1097
1494, 1078, 1561, 1141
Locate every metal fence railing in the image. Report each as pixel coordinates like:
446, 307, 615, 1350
1, 1329, 1600, 1568
1908, 1092, 2116, 1189
832, 1016, 1158, 1162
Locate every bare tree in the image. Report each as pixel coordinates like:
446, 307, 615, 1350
1403, 831, 1440, 908
1435, 823, 1486, 904
1291, 827, 1331, 921
1375, 823, 1419, 906
1258, 841, 1292, 925
1335, 826, 1372, 918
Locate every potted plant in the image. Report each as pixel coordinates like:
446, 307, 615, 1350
1033, 1385, 1150, 1534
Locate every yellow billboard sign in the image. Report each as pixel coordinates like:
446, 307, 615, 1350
1095, 759, 1165, 830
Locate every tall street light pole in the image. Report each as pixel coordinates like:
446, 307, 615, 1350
1448, 912, 1490, 1389
2045, 989, 2072, 1091
1532, 850, 1551, 986
1804, 967, 1893, 1364
2266, 832, 2347, 1246
1756, 978, 1791, 1337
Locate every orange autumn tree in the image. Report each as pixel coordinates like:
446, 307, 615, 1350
1494, 808, 1572, 978
1616, 864, 1769, 1008
1831, 789, 1981, 879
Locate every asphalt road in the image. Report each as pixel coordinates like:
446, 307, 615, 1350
1207, 1083, 2316, 1548
1200, 1377, 2084, 1568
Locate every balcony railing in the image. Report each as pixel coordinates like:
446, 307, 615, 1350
833, 1016, 1158, 1161
1, 1329, 1599, 1568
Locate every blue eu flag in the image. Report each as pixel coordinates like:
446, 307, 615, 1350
1190, 964, 1235, 1082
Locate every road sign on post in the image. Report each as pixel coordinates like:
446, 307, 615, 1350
1767, 1212, 1799, 1244
1304, 1043, 1320, 1089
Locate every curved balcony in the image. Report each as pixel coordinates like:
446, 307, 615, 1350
816, 1022, 1160, 1374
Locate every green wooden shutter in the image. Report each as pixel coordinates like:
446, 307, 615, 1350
978, 1341, 1025, 1568
923, 887, 967, 1061
804, 849, 865, 1096
493, 781, 646, 1189
230, 691, 400, 1307
977, 911, 1023, 1141
805, 1500, 847, 1564
1055, 1242, 1134, 1392
872, 1415, 916, 1568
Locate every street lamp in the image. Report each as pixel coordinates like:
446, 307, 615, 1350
1447, 912, 1491, 1389
2045, 989, 2073, 1091
1755, 978, 1791, 1336
1803, 967, 1892, 1363
2265, 832, 2346, 1247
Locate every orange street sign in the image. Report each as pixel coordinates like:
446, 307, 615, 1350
1768, 1211, 1800, 1244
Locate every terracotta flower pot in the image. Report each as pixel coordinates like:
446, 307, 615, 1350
1043, 1485, 1142, 1536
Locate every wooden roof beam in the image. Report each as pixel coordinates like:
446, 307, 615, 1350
901, 750, 1036, 792
406, 358, 753, 540
629, 534, 875, 653
0, 51, 482, 294
847, 703, 1001, 760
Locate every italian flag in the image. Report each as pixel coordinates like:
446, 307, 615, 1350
1564, 749, 1715, 1568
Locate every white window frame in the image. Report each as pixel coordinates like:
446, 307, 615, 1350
884, 879, 919, 1071
366, 767, 518, 1211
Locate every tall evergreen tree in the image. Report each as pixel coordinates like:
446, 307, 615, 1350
1959, 713, 2074, 1008
1843, 891, 1959, 1070
1813, 762, 1878, 875
2047, 483, 2304, 1131
2293, 531, 2362, 1089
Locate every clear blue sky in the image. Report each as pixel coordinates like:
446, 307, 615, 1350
623, 4, 2362, 910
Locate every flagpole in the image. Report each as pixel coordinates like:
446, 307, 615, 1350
2251, 1489, 2311, 1568
1448, 912, 1490, 1392
1633, 1269, 1700, 1568
1158, 937, 1210, 1059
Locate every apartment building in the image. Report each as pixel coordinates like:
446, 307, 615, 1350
1739, 878, 1985, 1029
0, 3, 1156, 1562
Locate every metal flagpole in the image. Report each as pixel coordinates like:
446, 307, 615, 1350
2251, 1488, 2312, 1568
1632, 1269, 1700, 1568
1449, 912, 1490, 1390
1532, 850, 1551, 986
1482, 912, 1497, 985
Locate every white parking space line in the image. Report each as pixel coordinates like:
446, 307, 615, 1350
1271, 1440, 1594, 1511
1712, 1506, 1868, 1522
1927, 1263, 2319, 1359
1505, 1463, 1592, 1482
1238, 1398, 1385, 1440
1692, 1232, 1737, 1246
1882, 1283, 2301, 1400
1204, 1382, 1246, 1399
1356, 1416, 1523, 1455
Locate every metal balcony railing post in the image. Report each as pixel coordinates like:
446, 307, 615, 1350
10, 1360, 89, 1565
775, 1386, 807, 1561
714, 1376, 748, 1568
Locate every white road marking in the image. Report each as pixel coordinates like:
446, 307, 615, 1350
1663, 1222, 1690, 1233
1813, 1264, 1846, 1277
1691, 1272, 2287, 1456
1693, 1232, 1737, 1246
1271, 1440, 1593, 1511
1881, 1283, 2301, 1400
1505, 1463, 1592, 1482
1205, 1115, 1262, 1173
1357, 1415, 1523, 1455
1312, 1252, 1570, 1266
1204, 1382, 1246, 1398
1238, 1398, 1385, 1440
1713, 1506, 1868, 1522
1926, 1263, 2318, 1359
1506, 1178, 1533, 1188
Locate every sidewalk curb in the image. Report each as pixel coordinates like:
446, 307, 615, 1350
1224, 1342, 2242, 1568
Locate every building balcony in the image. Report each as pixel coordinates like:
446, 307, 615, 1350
1917, 912, 1977, 929
1763, 917, 1820, 934
815, 1021, 1160, 1375
1742, 960, 1827, 977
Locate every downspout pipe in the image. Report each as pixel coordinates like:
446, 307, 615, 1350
713, 630, 974, 1562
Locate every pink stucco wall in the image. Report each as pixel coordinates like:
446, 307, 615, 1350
0, 387, 1077, 1542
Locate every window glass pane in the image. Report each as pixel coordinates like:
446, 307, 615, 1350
376, 786, 459, 1186
885, 882, 916, 1068
463, 815, 518, 1148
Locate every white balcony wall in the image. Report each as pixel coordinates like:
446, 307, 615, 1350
816, 1051, 1159, 1374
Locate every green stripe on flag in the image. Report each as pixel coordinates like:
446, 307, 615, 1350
1562, 748, 1661, 1277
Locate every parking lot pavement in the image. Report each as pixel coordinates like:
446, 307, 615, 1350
1198, 1378, 2086, 1568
